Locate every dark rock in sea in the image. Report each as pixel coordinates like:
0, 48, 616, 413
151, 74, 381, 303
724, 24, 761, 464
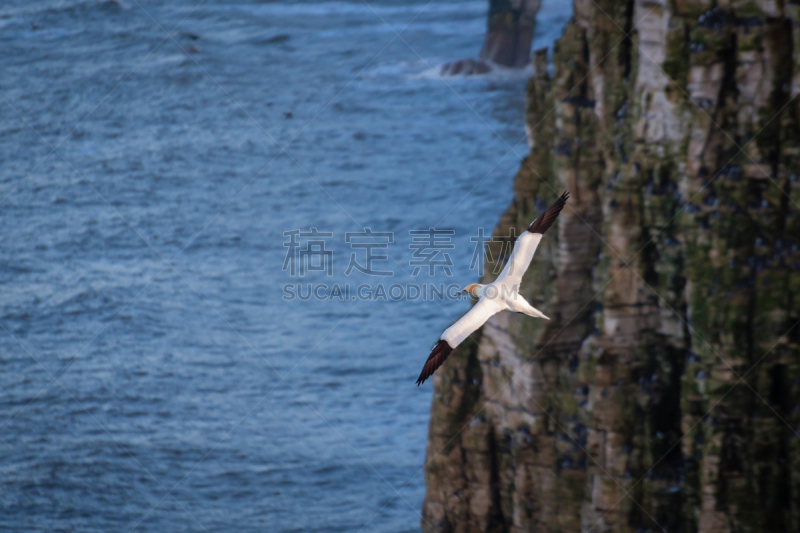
260, 34, 291, 45
439, 58, 492, 76
478, 0, 540, 67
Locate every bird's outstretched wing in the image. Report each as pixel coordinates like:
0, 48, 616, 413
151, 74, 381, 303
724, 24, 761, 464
528, 191, 569, 234
416, 299, 503, 385
495, 191, 569, 286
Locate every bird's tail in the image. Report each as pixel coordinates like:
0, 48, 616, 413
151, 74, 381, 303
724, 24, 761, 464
526, 305, 550, 320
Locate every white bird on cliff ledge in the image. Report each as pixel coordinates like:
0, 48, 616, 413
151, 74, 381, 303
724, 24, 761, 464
416, 191, 569, 386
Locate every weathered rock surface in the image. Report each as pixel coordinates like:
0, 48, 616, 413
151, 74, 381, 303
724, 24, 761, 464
422, 0, 800, 531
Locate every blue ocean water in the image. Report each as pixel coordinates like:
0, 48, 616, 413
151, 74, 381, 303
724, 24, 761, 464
0, 1, 569, 531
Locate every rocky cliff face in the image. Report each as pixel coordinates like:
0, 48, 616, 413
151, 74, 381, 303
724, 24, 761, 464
422, 0, 800, 531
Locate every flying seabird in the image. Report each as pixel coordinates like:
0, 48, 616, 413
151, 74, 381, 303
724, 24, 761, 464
416, 191, 569, 386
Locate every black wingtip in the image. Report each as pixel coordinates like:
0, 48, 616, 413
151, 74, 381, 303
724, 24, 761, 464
415, 340, 454, 386
527, 190, 570, 234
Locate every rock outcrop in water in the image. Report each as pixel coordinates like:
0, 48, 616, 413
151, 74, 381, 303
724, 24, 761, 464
422, 0, 800, 531
441, 0, 541, 75
479, 0, 541, 67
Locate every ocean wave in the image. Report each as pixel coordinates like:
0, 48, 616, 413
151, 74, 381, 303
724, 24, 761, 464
186, 0, 487, 19
1, 0, 131, 18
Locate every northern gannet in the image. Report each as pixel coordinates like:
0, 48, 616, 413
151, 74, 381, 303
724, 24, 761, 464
416, 191, 569, 385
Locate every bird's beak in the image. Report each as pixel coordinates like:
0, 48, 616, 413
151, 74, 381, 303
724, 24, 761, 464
455, 290, 467, 296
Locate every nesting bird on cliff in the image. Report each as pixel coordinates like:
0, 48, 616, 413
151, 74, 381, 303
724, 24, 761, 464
416, 191, 569, 386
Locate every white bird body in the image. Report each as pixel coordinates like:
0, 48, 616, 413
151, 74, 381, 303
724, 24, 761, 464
416, 191, 569, 385
439, 298, 503, 348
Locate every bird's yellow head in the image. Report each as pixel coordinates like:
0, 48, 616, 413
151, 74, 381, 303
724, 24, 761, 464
462, 283, 481, 297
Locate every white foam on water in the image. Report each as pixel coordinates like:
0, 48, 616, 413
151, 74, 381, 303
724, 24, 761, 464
411, 60, 535, 81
